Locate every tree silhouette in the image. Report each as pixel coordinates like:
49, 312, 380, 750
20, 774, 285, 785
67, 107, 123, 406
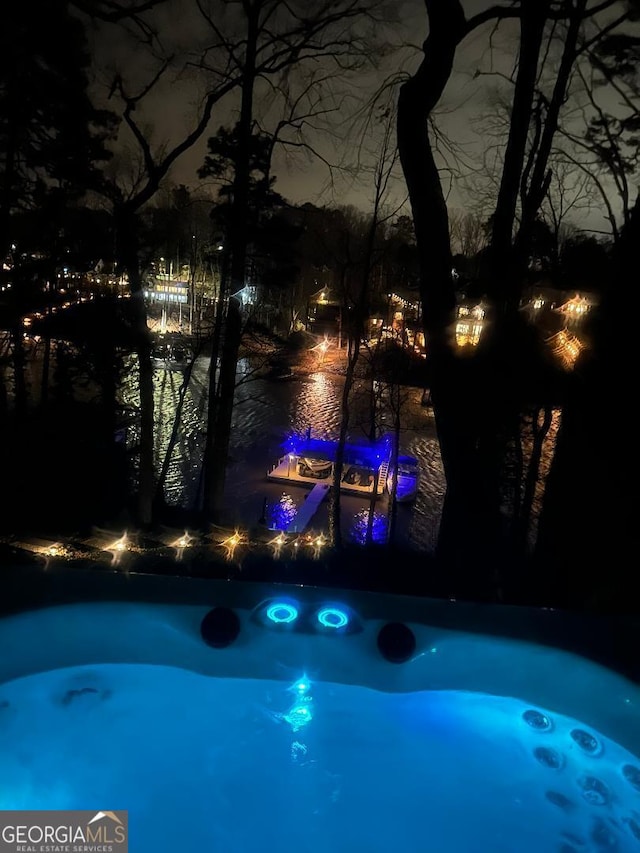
195, 0, 389, 522
1, 0, 116, 418
0, 0, 115, 262
397, 0, 631, 594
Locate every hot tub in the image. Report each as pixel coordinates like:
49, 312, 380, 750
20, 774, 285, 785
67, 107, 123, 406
1, 571, 639, 852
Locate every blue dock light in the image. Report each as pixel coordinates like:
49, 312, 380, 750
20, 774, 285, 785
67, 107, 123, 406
266, 602, 299, 624
317, 606, 349, 630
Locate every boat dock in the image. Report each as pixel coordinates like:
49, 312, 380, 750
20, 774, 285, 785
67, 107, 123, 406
285, 482, 330, 533
267, 433, 392, 499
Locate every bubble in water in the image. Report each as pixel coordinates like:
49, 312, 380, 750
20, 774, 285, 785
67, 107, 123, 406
590, 817, 618, 849
561, 830, 586, 847
570, 729, 602, 756
291, 741, 307, 763
578, 776, 610, 806
624, 816, 640, 842
523, 709, 553, 731
535, 747, 564, 770
623, 765, 640, 792
546, 791, 574, 810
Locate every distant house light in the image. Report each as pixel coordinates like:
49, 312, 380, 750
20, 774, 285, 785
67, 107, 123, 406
457, 301, 485, 321
559, 294, 590, 316
238, 284, 256, 306
456, 319, 483, 347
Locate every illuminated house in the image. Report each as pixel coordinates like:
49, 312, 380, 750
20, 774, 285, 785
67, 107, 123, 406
455, 300, 486, 347
385, 291, 420, 339
307, 286, 341, 337
144, 280, 189, 304
557, 293, 595, 320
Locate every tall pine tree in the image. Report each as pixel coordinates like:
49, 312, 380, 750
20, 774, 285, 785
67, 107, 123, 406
0, 0, 115, 264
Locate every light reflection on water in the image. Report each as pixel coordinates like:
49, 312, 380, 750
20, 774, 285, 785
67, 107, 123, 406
268, 493, 298, 531
294, 372, 342, 438
121, 357, 557, 553
351, 509, 388, 545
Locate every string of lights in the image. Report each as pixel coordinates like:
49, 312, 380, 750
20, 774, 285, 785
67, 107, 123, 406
2, 525, 331, 571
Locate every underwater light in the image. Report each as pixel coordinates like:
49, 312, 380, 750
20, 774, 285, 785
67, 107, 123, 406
317, 607, 349, 629
266, 602, 299, 624
290, 676, 312, 695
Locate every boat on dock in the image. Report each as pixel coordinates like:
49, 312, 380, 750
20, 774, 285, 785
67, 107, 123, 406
151, 333, 193, 370
267, 433, 392, 498
387, 455, 420, 503
264, 362, 296, 381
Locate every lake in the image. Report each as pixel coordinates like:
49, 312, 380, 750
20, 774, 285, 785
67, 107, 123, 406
121, 355, 559, 552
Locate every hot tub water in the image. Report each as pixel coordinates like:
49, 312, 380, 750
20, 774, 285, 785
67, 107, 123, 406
1, 663, 639, 853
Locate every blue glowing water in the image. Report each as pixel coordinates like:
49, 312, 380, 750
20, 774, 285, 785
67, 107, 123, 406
268, 492, 298, 531
1, 664, 639, 852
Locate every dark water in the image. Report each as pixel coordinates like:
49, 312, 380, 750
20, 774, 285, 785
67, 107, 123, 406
121, 356, 559, 552
1, 338, 559, 550
120, 357, 446, 550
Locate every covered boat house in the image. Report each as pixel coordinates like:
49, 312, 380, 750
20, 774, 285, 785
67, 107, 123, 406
267, 433, 392, 498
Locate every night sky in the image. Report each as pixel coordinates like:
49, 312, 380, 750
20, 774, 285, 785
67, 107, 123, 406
84, 0, 628, 233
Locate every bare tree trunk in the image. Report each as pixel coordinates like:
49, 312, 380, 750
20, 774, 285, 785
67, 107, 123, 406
474, 0, 581, 581
330, 105, 396, 547
87, 326, 122, 521
398, 1, 486, 587
328, 265, 350, 545
10, 324, 27, 419
388, 381, 401, 545
40, 298, 54, 407
202, 251, 229, 512
365, 470, 379, 545
397, 1, 578, 593
514, 405, 553, 551
535, 193, 640, 607
204, 300, 242, 519
155, 341, 202, 507
115, 205, 155, 526
329, 347, 355, 547
0, 363, 7, 415
517, 0, 587, 262
489, 0, 550, 311
330, 226, 381, 546
40, 334, 51, 406
462, 1, 550, 584
0, 90, 18, 263
203, 4, 259, 522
